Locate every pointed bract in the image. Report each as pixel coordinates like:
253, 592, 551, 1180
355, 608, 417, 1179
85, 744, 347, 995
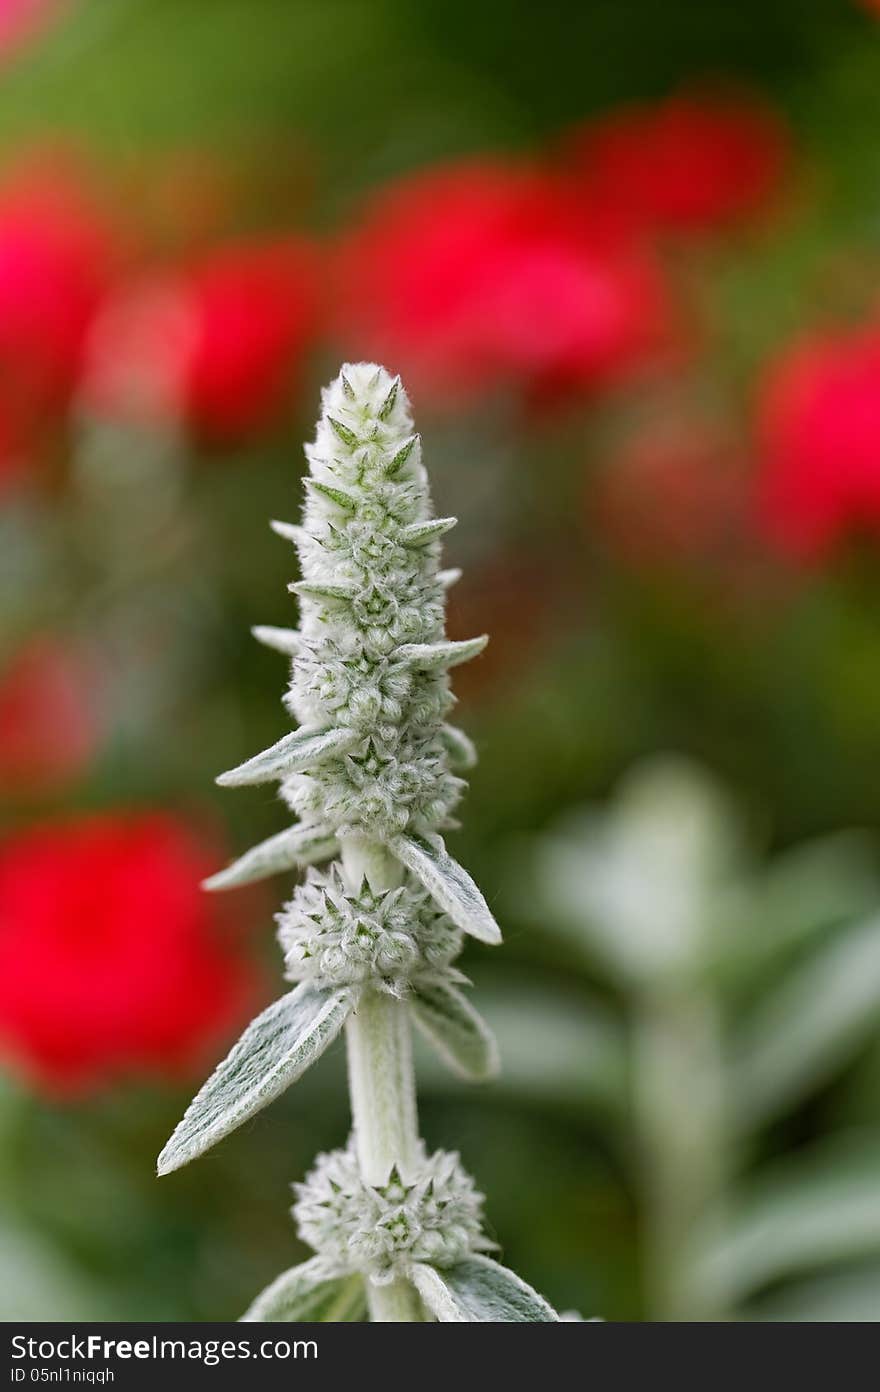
305, 478, 359, 512
251, 625, 301, 656
378, 375, 400, 420
386, 434, 419, 476
396, 636, 488, 671
270, 519, 307, 545
289, 580, 358, 604
399, 517, 457, 547
217, 726, 359, 788
328, 416, 360, 449
441, 724, 477, 771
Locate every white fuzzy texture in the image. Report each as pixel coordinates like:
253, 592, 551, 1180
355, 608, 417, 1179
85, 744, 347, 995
178, 365, 551, 1321
208, 361, 500, 965
278, 864, 463, 995
293, 1139, 494, 1284
272, 362, 479, 842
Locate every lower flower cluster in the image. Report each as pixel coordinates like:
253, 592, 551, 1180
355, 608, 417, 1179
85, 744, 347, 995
293, 1140, 493, 1284
277, 865, 463, 995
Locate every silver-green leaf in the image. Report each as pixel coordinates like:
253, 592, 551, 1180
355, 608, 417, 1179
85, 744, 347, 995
269, 519, 307, 546
410, 980, 499, 1082
388, 833, 501, 945
690, 1136, 880, 1307
251, 625, 302, 657
399, 517, 457, 547
438, 567, 462, 589
157, 983, 356, 1175
396, 636, 488, 670
216, 725, 359, 788
241, 1259, 365, 1322
730, 914, 880, 1129
411, 1257, 558, 1322
202, 824, 338, 892
440, 724, 477, 771
305, 478, 359, 512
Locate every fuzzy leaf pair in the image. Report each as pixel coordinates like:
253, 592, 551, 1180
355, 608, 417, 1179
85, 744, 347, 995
206, 823, 502, 948
158, 977, 497, 1176
242, 1254, 557, 1323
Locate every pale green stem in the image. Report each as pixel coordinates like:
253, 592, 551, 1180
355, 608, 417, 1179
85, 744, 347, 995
340, 835, 425, 1323
632, 983, 727, 1322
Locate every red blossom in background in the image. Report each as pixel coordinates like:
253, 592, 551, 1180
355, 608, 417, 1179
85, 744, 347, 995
0, 0, 64, 66
569, 89, 788, 236
0, 157, 117, 427
0, 814, 261, 1093
0, 405, 29, 494
594, 420, 751, 568
334, 160, 675, 405
757, 324, 880, 560
85, 238, 319, 443
0, 639, 99, 796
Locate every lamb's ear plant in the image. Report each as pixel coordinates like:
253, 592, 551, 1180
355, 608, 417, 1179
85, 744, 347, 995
157, 363, 559, 1323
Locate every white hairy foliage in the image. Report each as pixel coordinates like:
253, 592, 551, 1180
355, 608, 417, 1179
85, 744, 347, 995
209, 363, 500, 946
160, 365, 558, 1323
293, 1139, 494, 1284
157, 983, 356, 1175
410, 1255, 560, 1322
277, 863, 464, 996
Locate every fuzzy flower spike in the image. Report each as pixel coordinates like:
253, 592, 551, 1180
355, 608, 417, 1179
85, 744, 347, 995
158, 364, 558, 1322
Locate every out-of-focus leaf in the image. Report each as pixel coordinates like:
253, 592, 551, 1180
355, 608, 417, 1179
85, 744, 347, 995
411, 1256, 558, 1322
157, 984, 356, 1174
527, 757, 743, 985
415, 984, 625, 1112
711, 833, 880, 989
0, 1220, 107, 1321
689, 1134, 880, 1307
748, 1264, 880, 1322
241, 1259, 365, 1322
730, 915, 880, 1128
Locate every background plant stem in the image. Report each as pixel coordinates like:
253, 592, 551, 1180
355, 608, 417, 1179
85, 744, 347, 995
631, 983, 727, 1322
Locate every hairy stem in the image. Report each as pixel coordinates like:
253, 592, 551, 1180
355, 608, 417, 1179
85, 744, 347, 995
341, 835, 424, 1322
365, 1276, 425, 1323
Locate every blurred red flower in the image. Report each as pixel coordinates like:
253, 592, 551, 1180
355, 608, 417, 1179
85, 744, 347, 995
0, 157, 117, 423
595, 420, 750, 567
0, 814, 261, 1092
569, 90, 788, 235
757, 325, 880, 559
0, 0, 64, 65
85, 238, 319, 442
334, 160, 674, 404
0, 405, 29, 494
0, 639, 99, 796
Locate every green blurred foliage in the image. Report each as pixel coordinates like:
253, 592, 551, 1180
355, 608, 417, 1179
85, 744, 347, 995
3, 0, 880, 1322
